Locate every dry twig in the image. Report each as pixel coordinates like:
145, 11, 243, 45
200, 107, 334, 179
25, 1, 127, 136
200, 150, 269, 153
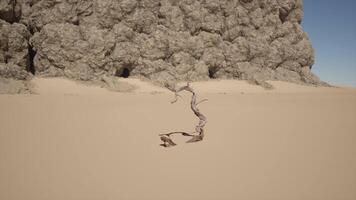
159, 82, 207, 147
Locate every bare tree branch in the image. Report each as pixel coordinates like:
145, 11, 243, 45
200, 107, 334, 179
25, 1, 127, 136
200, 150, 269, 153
159, 82, 207, 147
196, 99, 208, 106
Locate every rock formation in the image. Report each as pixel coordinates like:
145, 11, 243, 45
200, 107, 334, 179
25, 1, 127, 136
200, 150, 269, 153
0, 19, 30, 79
0, 0, 325, 89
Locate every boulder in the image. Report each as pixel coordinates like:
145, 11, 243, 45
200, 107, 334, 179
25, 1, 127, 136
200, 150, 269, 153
0, 19, 30, 80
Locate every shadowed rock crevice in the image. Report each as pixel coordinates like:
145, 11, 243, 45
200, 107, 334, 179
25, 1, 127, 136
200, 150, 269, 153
115, 67, 131, 78
27, 44, 36, 75
208, 68, 217, 79
279, 8, 290, 23
0, 0, 21, 23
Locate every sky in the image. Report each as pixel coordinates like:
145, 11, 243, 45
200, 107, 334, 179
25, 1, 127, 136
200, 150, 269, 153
302, 0, 356, 87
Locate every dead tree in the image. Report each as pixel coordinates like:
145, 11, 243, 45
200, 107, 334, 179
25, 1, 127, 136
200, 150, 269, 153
159, 82, 207, 147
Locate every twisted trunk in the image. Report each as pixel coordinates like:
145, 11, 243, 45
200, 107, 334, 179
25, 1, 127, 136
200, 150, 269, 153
159, 83, 207, 147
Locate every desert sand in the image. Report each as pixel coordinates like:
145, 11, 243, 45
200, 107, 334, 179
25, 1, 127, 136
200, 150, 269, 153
1, 78, 355, 200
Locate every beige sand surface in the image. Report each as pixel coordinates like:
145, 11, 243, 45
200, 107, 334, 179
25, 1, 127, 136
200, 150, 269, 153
1, 78, 356, 200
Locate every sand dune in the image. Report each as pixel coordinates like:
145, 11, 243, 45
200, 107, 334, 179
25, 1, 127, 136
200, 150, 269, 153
1, 78, 356, 200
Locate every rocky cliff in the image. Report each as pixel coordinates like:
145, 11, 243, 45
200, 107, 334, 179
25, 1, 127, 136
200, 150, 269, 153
0, 0, 324, 88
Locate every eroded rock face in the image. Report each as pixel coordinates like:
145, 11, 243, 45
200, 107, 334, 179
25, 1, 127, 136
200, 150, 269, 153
0, 19, 30, 80
1, 0, 324, 86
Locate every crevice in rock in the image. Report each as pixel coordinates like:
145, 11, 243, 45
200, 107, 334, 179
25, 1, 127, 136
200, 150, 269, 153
72, 15, 80, 26
28, 25, 35, 34
279, 8, 289, 23
4, 53, 10, 64
27, 44, 36, 74
0, 0, 22, 23
208, 67, 217, 79
72, 19, 79, 26
12, 0, 17, 22
115, 65, 132, 78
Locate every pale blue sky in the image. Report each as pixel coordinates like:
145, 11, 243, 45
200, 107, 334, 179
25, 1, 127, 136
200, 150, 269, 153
302, 0, 356, 87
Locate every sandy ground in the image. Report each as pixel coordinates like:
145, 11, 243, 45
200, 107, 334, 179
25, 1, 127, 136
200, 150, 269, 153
0, 77, 356, 200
